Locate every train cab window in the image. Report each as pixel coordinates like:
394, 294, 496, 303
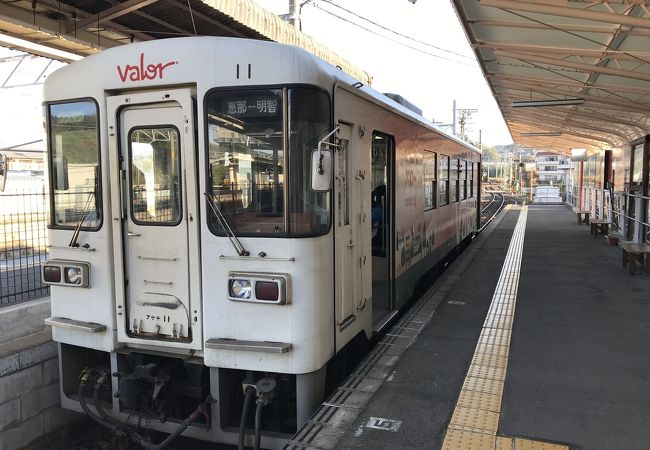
423, 151, 436, 210
206, 89, 285, 235
438, 154, 449, 206
47, 100, 101, 230
451, 158, 460, 203
288, 88, 331, 235
205, 87, 331, 237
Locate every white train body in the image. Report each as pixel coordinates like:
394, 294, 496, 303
42, 37, 480, 447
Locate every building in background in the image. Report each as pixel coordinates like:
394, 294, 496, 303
535, 152, 570, 186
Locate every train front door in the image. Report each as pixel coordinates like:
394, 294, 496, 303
108, 89, 202, 349
334, 123, 364, 346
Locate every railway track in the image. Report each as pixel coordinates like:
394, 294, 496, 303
479, 191, 506, 232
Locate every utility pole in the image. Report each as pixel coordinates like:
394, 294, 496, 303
508, 153, 513, 193
452, 100, 456, 136
288, 0, 301, 29
452, 100, 478, 141
457, 107, 477, 142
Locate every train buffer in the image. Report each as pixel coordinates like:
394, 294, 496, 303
291, 205, 650, 450
619, 241, 650, 275
576, 209, 590, 224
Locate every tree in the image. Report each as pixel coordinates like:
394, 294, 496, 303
481, 145, 499, 162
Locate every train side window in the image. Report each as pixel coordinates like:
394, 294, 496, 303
451, 158, 459, 203
459, 160, 465, 200
468, 162, 474, 198
335, 139, 349, 226
438, 154, 449, 206
463, 161, 469, 200
423, 151, 436, 210
47, 100, 101, 230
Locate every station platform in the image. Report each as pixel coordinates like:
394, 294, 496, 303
285, 205, 650, 450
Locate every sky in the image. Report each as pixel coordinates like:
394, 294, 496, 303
0, 47, 64, 151
0, 0, 514, 149
255, 0, 513, 146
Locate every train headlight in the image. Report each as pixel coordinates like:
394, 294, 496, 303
227, 272, 290, 305
41, 260, 89, 288
229, 279, 252, 299
65, 267, 83, 285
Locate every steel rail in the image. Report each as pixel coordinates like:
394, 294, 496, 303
481, 192, 496, 213
479, 192, 506, 233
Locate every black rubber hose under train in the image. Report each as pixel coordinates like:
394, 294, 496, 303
238, 387, 256, 450
78, 381, 121, 432
130, 409, 201, 450
80, 376, 203, 450
93, 381, 125, 429
254, 400, 264, 450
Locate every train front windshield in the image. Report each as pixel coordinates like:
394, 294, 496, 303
206, 87, 331, 237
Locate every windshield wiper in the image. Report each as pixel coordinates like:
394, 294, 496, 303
204, 192, 249, 257
69, 191, 95, 248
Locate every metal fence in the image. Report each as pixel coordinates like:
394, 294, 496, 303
566, 187, 650, 244
1, 176, 50, 307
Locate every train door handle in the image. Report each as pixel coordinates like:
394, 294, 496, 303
144, 280, 173, 286
119, 169, 127, 219
347, 242, 355, 248
128, 231, 141, 237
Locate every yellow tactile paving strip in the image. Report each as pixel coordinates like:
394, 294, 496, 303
441, 207, 570, 450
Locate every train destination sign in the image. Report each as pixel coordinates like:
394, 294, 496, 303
221, 94, 280, 118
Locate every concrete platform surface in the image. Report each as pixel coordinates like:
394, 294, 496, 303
330, 205, 650, 450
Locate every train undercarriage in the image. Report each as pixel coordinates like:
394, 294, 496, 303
59, 343, 337, 449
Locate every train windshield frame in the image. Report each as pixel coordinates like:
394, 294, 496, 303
205, 86, 331, 238
46, 99, 102, 231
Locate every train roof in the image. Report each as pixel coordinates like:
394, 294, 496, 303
44, 36, 480, 155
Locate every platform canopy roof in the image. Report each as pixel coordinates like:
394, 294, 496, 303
0, 0, 370, 84
452, 0, 650, 154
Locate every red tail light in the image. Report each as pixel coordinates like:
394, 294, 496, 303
255, 281, 279, 301
43, 266, 62, 283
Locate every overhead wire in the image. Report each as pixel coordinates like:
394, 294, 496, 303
305, 2, 478, 67
318, 0, 476, 62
